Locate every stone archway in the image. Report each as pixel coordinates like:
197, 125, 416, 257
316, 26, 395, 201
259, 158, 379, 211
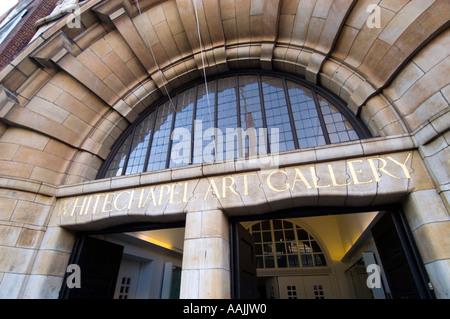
0, 0, 449, 298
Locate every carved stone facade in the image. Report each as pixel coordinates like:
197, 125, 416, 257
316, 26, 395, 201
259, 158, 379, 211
0, 0, 449, 299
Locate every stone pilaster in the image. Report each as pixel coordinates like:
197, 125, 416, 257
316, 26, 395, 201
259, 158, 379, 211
180, 210, 230, 299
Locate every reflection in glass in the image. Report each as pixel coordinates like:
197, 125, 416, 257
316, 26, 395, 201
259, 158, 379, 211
100, 73, 366, 178
248, 220, 327, 269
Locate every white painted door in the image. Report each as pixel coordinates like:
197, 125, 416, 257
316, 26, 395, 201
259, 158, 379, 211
277, 275, 334, 299
277, 276, 306, 299
114, 259, 141, 299
302, 276, 334, 299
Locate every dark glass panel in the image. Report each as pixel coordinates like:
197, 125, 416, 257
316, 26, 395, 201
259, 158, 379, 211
193, 81, 216, 164
261, 76, 295, 152
287, 81, 326, 148
318, 94, 358, 143
125, 113, 155, 175
238, 75, 266, 157
169, 87, 196, 168
217, 77, 239, 160
146, 101, 174, 171
105, 134, 133, 178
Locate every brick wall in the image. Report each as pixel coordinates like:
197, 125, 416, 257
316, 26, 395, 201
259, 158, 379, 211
0, 0, 58, 69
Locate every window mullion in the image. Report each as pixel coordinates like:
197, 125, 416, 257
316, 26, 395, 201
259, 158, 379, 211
143, 110, 158, 173
121, 126, 137, 176
235, 75, 243, 158
213, 79, 218, 162
312, 90, 331, 145
258, 75, 270, 154
283, 79, 300, 150
165, 95, 179, 169
190, 84, 199, 165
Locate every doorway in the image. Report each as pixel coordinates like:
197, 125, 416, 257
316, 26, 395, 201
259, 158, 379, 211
59, 225, 185, 299
231, 209, 433, 299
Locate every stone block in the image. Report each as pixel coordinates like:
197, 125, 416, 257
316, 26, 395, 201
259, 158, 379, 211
412, 221, 450, 264
199, 268, 231, 299
424, 260, 450, 299
17, 228, 44, 249
0, 225, 21, 246
0, 273, 27, 298
404, 189, 450, 231
22, 275, 63, 299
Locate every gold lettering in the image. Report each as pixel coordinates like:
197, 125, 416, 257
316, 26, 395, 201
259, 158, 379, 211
101, 193, 114, 213
291, 168, 312, 190
386, 153, 412, 179
159, 185, 171, 206
139, 187, 157, 208
114, 191, 131, 211
242, 173, 255, 196
58, 198, 75, 216
266, 170, 290, 192
81, 196, 92, 215
204, 179, 221, 199
183, 182, 194, 203
169, 183, 182, 205
367, 158, 403, 182
222, 176, 239, 198
70, 197, 89, 216
348, 160, 373, 185
328, 164, 350, 187
309, 166, 331, 188
128, 189, 135, 210
91, 194, 102, 214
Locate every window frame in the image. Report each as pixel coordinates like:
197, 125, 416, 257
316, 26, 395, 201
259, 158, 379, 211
97, 70, 372, 179
247, 220, 328, 270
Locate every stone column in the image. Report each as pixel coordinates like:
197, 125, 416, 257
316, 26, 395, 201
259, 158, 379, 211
403, 189, 450, 299
180, 210, 230, 299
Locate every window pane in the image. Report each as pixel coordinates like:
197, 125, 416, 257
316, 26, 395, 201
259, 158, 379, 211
311, 241, 322, 253
262, 232, 272, 242
274, 230, 283, 242
261, 220, 270, 231
272, 219, 282, 229
318, 95, 358, 143
261, 76, 295, 152
239, 75, 266, 157
314, 254, 326, 266
169, 87, 195, 168
252, 232, 261, 243
255, 244, 262, 255
147, 101, 174, 171
285, 230, 295, 241
105, 134, 133, 178
125, 113, 155, 175
193, 81, 216, 164
297, 228, 309, 241
288, 255, 299, 267
302, 254, 313, 267
252, 223, 261, 231
100, 73, 366, 177
287, 81, 326, 148
217, 77, 238, 160
256, 256, 264, 268
249, 221, 326, 269
264, 256, 275, 268
277, 255, 288, 268
275, 243, 286, 254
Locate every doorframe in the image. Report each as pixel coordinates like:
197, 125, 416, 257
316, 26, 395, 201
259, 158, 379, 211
229, 205, 434, 299
59, 220, 185, 299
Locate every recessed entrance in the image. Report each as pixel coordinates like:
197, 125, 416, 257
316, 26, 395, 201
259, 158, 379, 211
59, 206, 433, 299
59, 225, 185, 299
231, 208, 433, 299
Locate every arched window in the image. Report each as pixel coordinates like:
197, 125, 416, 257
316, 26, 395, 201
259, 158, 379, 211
98, 72, 370, 178
247, 220, 327, 269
